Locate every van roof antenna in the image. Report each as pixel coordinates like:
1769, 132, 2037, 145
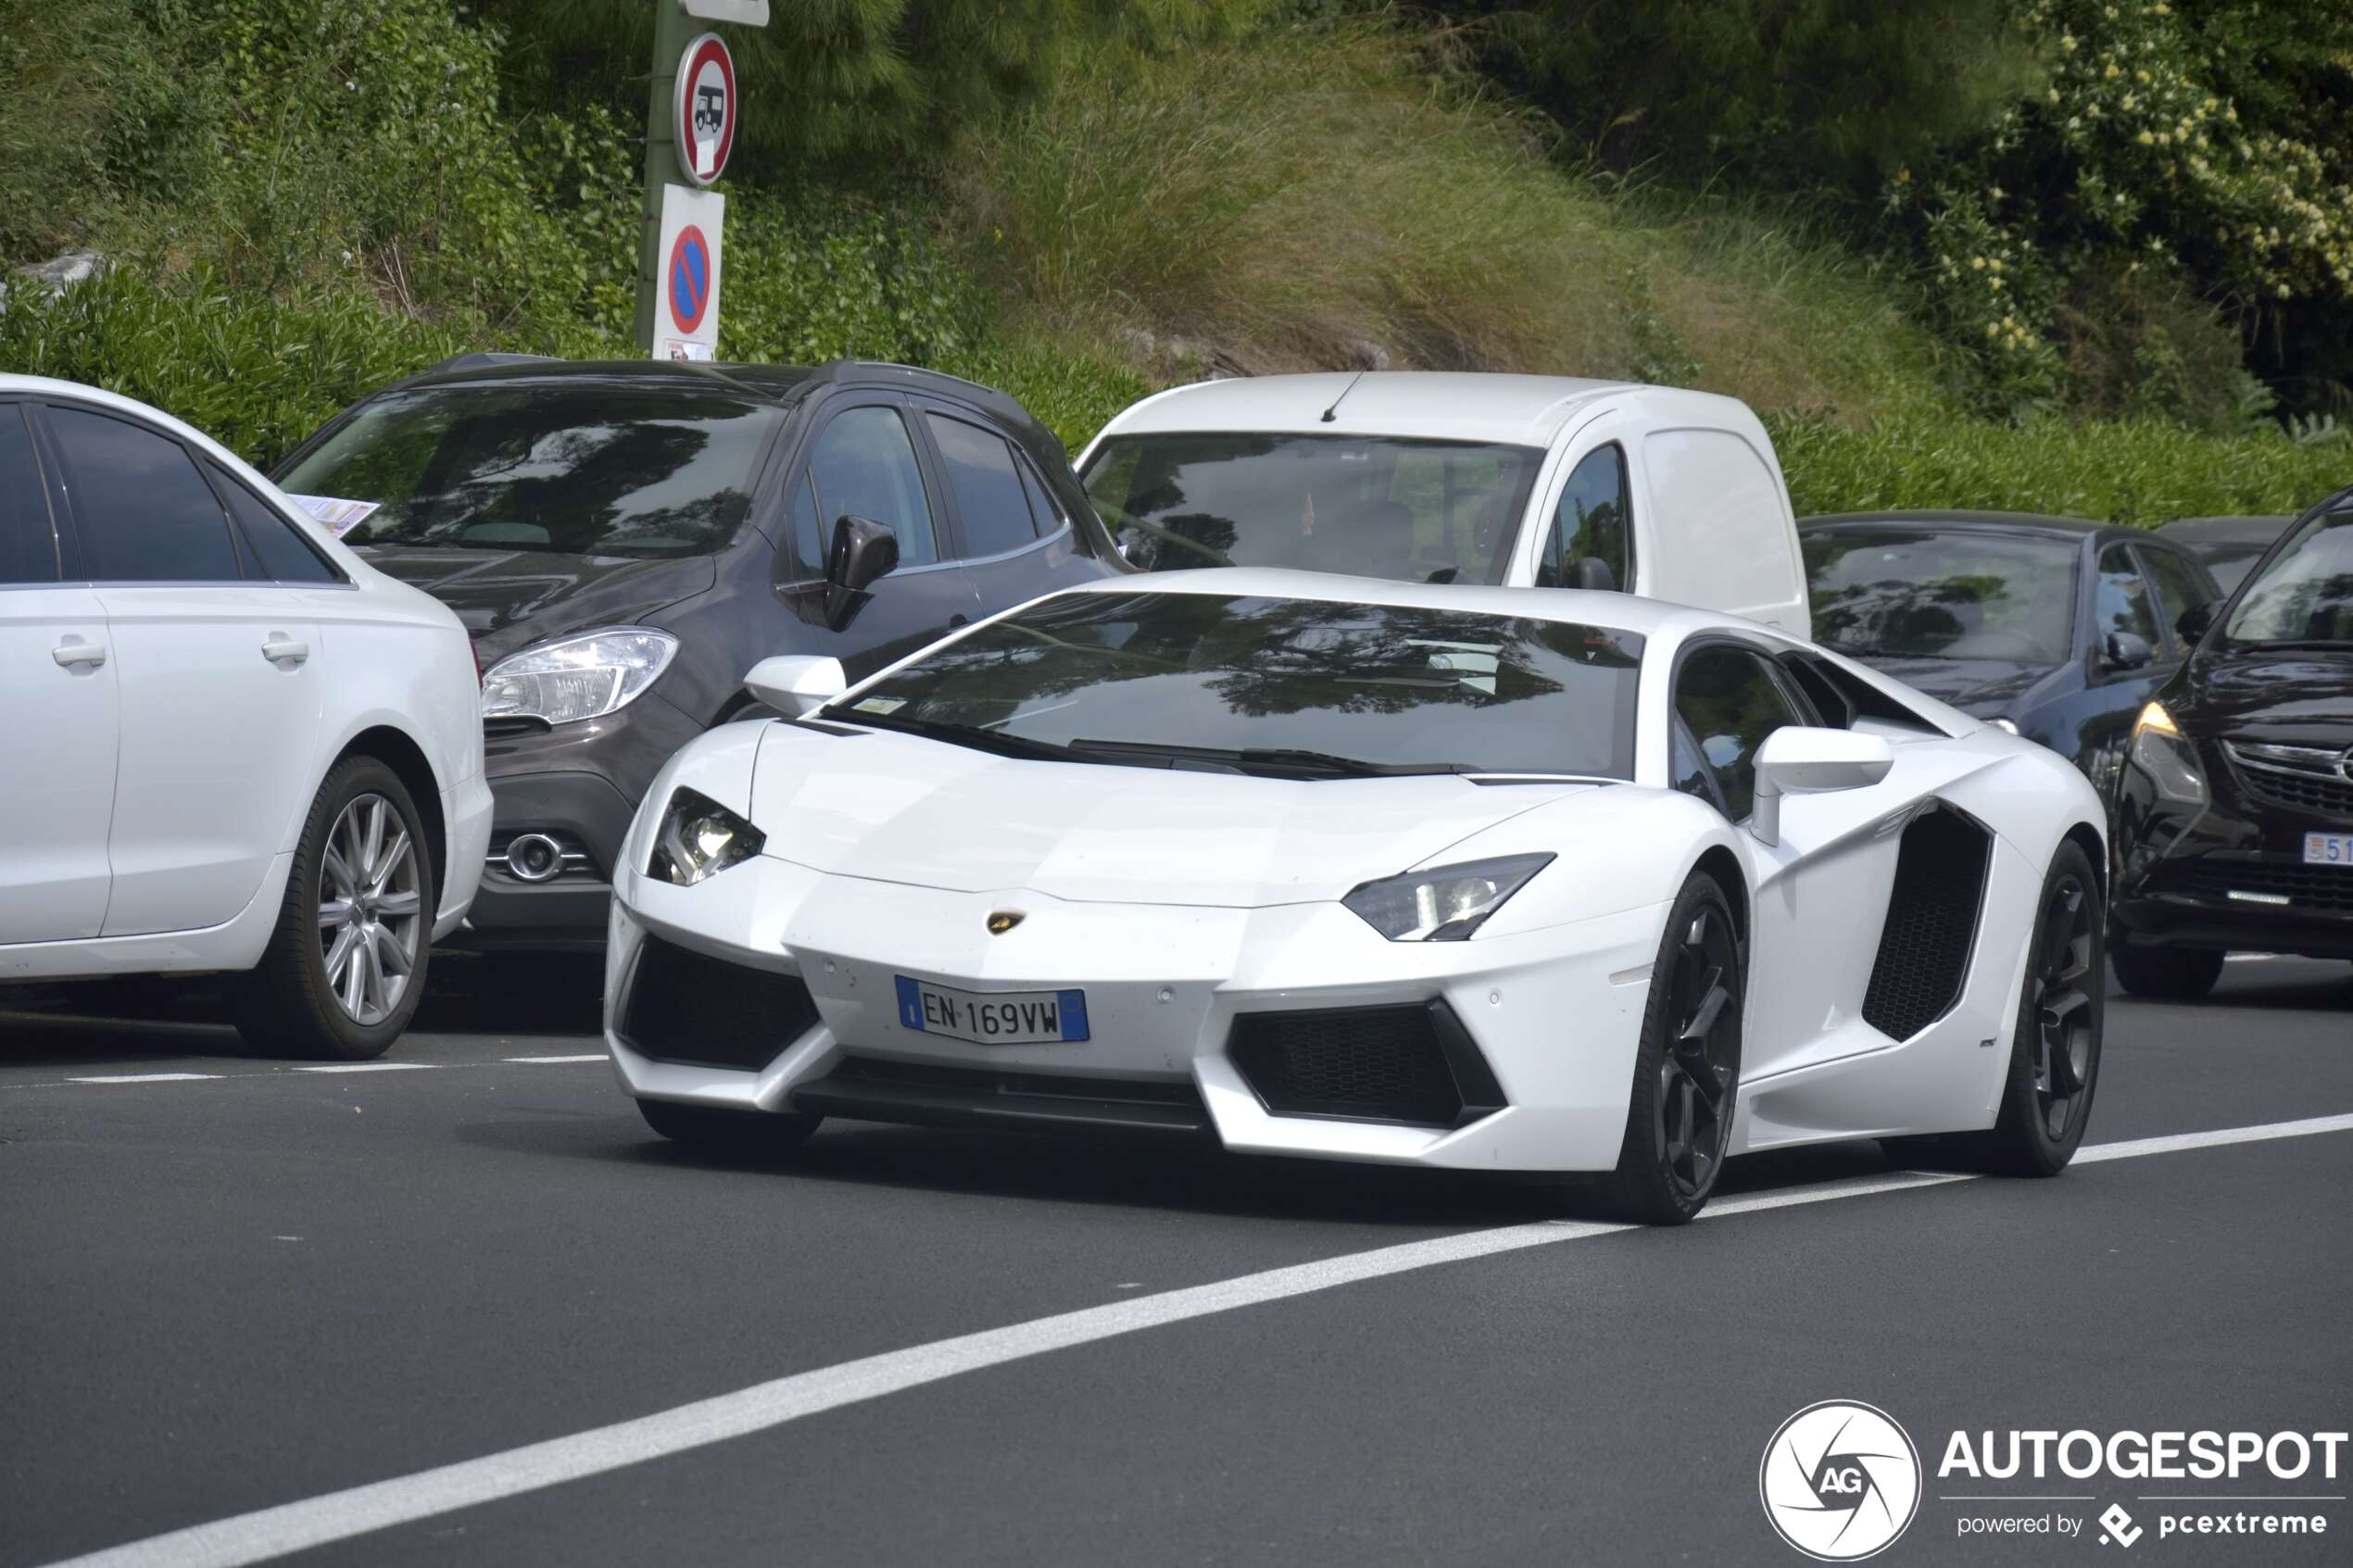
1319, 370, 1369, 424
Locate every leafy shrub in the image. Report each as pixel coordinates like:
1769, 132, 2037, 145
721, 201, 988, 367
0, 268, 480, 466
1771, 407, 2349, 523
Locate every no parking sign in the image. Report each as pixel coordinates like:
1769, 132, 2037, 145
655, 183, 724, 361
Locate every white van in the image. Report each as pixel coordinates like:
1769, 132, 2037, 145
1077, 371, 1810, 636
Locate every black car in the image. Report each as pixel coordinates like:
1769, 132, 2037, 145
1800, 511, 2223, 785
2109, 485, 2353, 996
2154, 514, 2295, 596
272, 357, 1124, 949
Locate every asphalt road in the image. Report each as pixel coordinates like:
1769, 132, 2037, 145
4, 951, 2349, 1568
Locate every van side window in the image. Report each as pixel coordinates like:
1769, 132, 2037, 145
1672, 645, 1805, 822
1536, 444, 1631, 591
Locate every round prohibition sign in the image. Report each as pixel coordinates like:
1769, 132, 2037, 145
668, 224, 713, 336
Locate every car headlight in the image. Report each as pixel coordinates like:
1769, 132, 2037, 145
482, 628, 677, 725
1341, 854, 1554, 941
2129, 701, 2208, 805
1988, 717, 2020, 735
647, 786, 764, 886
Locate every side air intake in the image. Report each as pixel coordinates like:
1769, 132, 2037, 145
1860, 804, 1993, 1041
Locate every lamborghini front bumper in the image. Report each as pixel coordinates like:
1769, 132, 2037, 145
604, 852, 1667, 1173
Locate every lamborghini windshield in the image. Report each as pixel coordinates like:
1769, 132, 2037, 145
1079, 433, 1541, 585
827, 591, 1643, 779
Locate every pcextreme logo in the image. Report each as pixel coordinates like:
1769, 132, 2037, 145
1760, 1400, 1924, 1562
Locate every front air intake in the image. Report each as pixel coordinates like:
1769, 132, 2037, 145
622, 935, 821, 1071
1860, 804, 1993, 1041
1227, 1001, 1504, 1127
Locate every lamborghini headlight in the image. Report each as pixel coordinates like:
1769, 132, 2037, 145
647, 786, 764, 886
482, 628, 677, 725
1341, 854, 1554, 941
2129, 701, 2208, 805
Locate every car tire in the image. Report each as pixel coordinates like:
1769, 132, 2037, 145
1941, 840, 2106, 1177
2109, 937, 2223, 999
636, 1097, 821, 1155
233, 757, 435, 1060
1596, 872, 1743, 1224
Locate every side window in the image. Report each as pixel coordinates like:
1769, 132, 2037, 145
1672, 645, 1805, 822
1670, 717, 1726, 810
1536, 444, 1631, 590
806, 405, 939, 568
783, 470, 826, 582
926, 412, 1039, 558
46, 406, 243, 583
1015, 457, 1063, 534
2092, 544, 2160, 652
2138, 546, 2213, 654
0, 406, 59, 584
208, 463, 338, 583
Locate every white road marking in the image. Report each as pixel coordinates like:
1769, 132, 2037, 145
63, 1072, 221, 1085
501, 1054, 607, 1064
43, 1115, 2353, 1568
292, 1063, 431, 1074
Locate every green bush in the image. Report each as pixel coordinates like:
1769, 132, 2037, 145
720, 201, 988, 367
0, 269, 477, 468
1770, 408, 2348, 523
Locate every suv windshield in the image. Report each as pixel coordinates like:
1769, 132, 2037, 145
1804, 528, 2078, 663
1080, 433, 1541, 585
274, 383, 782, 557
827, 591, 1643, 778
2226, 503, 2353, 646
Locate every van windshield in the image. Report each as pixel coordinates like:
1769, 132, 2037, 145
275, 383, 782, 558
1079, 433, 1541, 585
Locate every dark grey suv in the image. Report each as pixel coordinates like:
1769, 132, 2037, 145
273, 357, 1123, 950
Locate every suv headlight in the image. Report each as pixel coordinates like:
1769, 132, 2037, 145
482, 628, 677, 725
1341, 854, 1554, 941
647, 786, 764, 886
2129, 701, 2208, 805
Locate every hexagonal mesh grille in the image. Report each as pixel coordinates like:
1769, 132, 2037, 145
1860, 806, 1993, 1042
1228, 1005, 1463, 1125
623, 935, 820, 1071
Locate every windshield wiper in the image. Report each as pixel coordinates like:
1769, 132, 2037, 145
825, 709, 1090, 764
1064, 738, 1473, 779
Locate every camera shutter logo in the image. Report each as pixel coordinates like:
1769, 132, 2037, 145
1758, 1400, 1922, 1561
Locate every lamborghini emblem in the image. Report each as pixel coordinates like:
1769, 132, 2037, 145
987, 910, 1025, 935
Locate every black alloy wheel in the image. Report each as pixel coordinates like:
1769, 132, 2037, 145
1886, 840, 2105, 1177
1600, 874, 1743, 1223
2027, 875, 2096, 1143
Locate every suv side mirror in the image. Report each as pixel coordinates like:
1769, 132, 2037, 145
824, 515, 900, 631
1750, 727, 1894, 847
2102, 630, 2155, 672
1567, 556, 1618, 592
2175, 599, 2221, 646
743, 654, 848, 718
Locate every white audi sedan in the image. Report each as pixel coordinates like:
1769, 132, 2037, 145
606, 571, 2107, 1221
1, 376, 492, 1058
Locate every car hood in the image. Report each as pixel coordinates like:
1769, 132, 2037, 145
749, 723, 1593, 907
2177, 647, 2353, 748
1846, 655, 2052, 718
350, 545, 715, 659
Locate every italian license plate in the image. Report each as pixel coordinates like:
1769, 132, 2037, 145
894, 976, 1090, 1046
2304, 832, 2353, 867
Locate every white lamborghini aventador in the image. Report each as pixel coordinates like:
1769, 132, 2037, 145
604, 571, 2108, 1223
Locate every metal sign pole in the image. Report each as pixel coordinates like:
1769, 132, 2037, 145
632, 3, 699, 356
